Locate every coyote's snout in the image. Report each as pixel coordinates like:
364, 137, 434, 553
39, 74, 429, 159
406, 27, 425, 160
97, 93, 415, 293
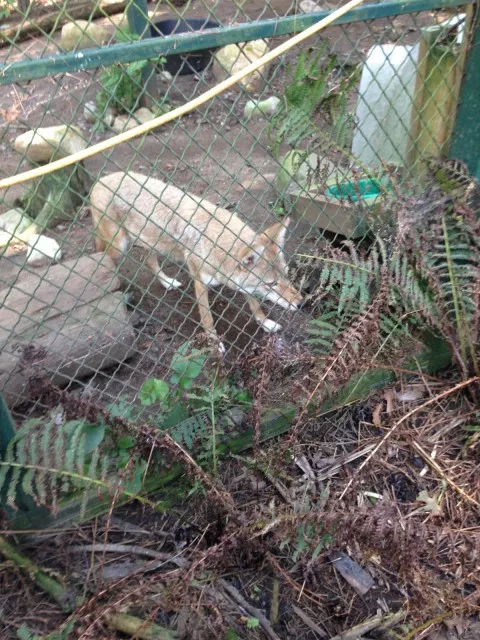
90, 171, 303, 348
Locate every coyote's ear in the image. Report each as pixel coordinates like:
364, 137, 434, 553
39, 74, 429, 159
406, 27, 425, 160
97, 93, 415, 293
237, 241, 266, 269
263, 218, 290, 249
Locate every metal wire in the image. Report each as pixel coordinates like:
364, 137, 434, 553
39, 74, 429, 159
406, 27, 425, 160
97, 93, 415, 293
0, 0, 473, 419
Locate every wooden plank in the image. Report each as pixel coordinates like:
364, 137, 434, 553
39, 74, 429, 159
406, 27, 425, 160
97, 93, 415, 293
407, 22, 464, 181
1, 292, 136, 407
0, 253, 120, 348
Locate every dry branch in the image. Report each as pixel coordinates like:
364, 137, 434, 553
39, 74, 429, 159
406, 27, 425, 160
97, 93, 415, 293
105, 612, 179, 640
339, 376, 479, 499
0, 0, 125, 46
328, 610, 407, 640
220, 579, 282, 640
0, 534, 78, 611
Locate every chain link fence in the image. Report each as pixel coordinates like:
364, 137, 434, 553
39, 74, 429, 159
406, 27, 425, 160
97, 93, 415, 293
0, 0, 476, 422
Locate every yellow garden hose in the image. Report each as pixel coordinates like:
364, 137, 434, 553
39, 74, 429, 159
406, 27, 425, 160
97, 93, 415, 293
0, 0, 365, 190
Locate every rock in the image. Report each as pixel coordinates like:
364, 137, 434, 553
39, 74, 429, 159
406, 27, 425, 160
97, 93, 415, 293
112, 115, 138, 133
0, 208, 37, 247
225, 407, 246, 427
158, 70, 173, 84
276, 150, 337, 193
84, 101, 116, 127
103, 110, 116, 127
244, 96, 281, 119
213, 40, 271, 94
299, 0, 323, 12
21, 165, 90, 230
59, 20, 108, 51
134, 107, 155, 124
15, 125, 87, 163
112, 107, 156, 132
83, 101, 97, 124
27, 234, 62, 266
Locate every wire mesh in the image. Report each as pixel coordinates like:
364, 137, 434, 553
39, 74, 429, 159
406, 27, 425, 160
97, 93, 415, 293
0, 0, 474, 421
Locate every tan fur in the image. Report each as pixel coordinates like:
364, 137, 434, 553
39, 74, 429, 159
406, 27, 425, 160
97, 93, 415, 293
90, 171, 303, 347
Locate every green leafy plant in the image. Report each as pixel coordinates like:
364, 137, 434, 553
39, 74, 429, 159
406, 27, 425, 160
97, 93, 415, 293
137, 341, 251, 466
0, 0, 16, 20
96, 27, 167, 119
96, 59, 150, 116
279, 497, 333, 562
268, 46, 359, 158
0, 343, 251, 512
0, 409, 147, 515
246, 617, 260, 630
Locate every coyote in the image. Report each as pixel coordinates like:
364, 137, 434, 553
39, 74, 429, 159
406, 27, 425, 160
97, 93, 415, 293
90, 172, 303, 349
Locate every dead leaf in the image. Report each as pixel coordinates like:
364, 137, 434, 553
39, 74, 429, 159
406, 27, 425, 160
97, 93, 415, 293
0, 103, 21, 123
372, 403, 383, 428
395, 386, 425, 402
416, 489, 442, 515
384, 389, 396, 413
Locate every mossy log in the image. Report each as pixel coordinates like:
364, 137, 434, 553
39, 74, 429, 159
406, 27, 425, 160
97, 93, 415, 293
19, 163, 90, 230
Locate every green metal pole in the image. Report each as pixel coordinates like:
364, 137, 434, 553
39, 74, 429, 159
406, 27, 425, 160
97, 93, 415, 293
449, 7, 480, 181
126, 0, 159, 109
0, 0, 473, 85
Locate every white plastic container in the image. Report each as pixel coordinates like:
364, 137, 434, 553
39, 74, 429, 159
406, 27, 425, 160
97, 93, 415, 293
351, 43, 420, 168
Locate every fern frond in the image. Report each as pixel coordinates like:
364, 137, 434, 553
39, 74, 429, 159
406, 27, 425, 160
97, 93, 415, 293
0, 418, 123, 514
305, 162, 480, 375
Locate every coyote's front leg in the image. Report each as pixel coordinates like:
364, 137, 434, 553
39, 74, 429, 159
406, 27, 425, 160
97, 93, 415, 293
187, 257, 225, 354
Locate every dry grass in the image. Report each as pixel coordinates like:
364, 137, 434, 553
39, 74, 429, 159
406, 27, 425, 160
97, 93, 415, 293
1, 363, 479, 640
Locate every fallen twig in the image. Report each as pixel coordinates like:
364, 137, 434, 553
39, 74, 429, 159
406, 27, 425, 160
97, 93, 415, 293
339, 377, 479, 499
329, 610, 406, 640
105, 612, 179, 640
412, 441, 480, 507
68, 543, 188, 568
220, 579, 282, 640
270, 577, 280, 626
0, 534, 78, 611
292, 604, 328, 637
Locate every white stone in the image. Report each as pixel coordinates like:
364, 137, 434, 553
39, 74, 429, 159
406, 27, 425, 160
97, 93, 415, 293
83, 101, 98, 124
112, 115, 138, 133
158, 70, 173, 84
213, 40, 271, 94
0, 208, 37, 247
84, 102, 116, 127
27, 234, 62, 265
15, 125, 87, 163
134, 107, 155, 124
299, 0, 323, 13
59, 20, 108, 52
244, 96, 281, 119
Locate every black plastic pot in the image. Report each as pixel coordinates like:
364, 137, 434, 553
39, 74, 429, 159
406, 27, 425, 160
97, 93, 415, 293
151, 18, 219, 76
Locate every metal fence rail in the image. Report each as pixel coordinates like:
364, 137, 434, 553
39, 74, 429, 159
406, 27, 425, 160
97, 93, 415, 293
0, 0, 477, 420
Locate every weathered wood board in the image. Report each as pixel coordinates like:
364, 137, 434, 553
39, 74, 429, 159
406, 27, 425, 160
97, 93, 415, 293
0, 253, 136, 407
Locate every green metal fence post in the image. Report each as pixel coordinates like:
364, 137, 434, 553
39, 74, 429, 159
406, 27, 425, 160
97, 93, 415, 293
449, 7, 480, 181
126, 0, 159, 109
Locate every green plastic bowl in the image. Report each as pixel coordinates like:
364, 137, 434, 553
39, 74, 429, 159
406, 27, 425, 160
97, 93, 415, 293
325, 178, 387, 202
